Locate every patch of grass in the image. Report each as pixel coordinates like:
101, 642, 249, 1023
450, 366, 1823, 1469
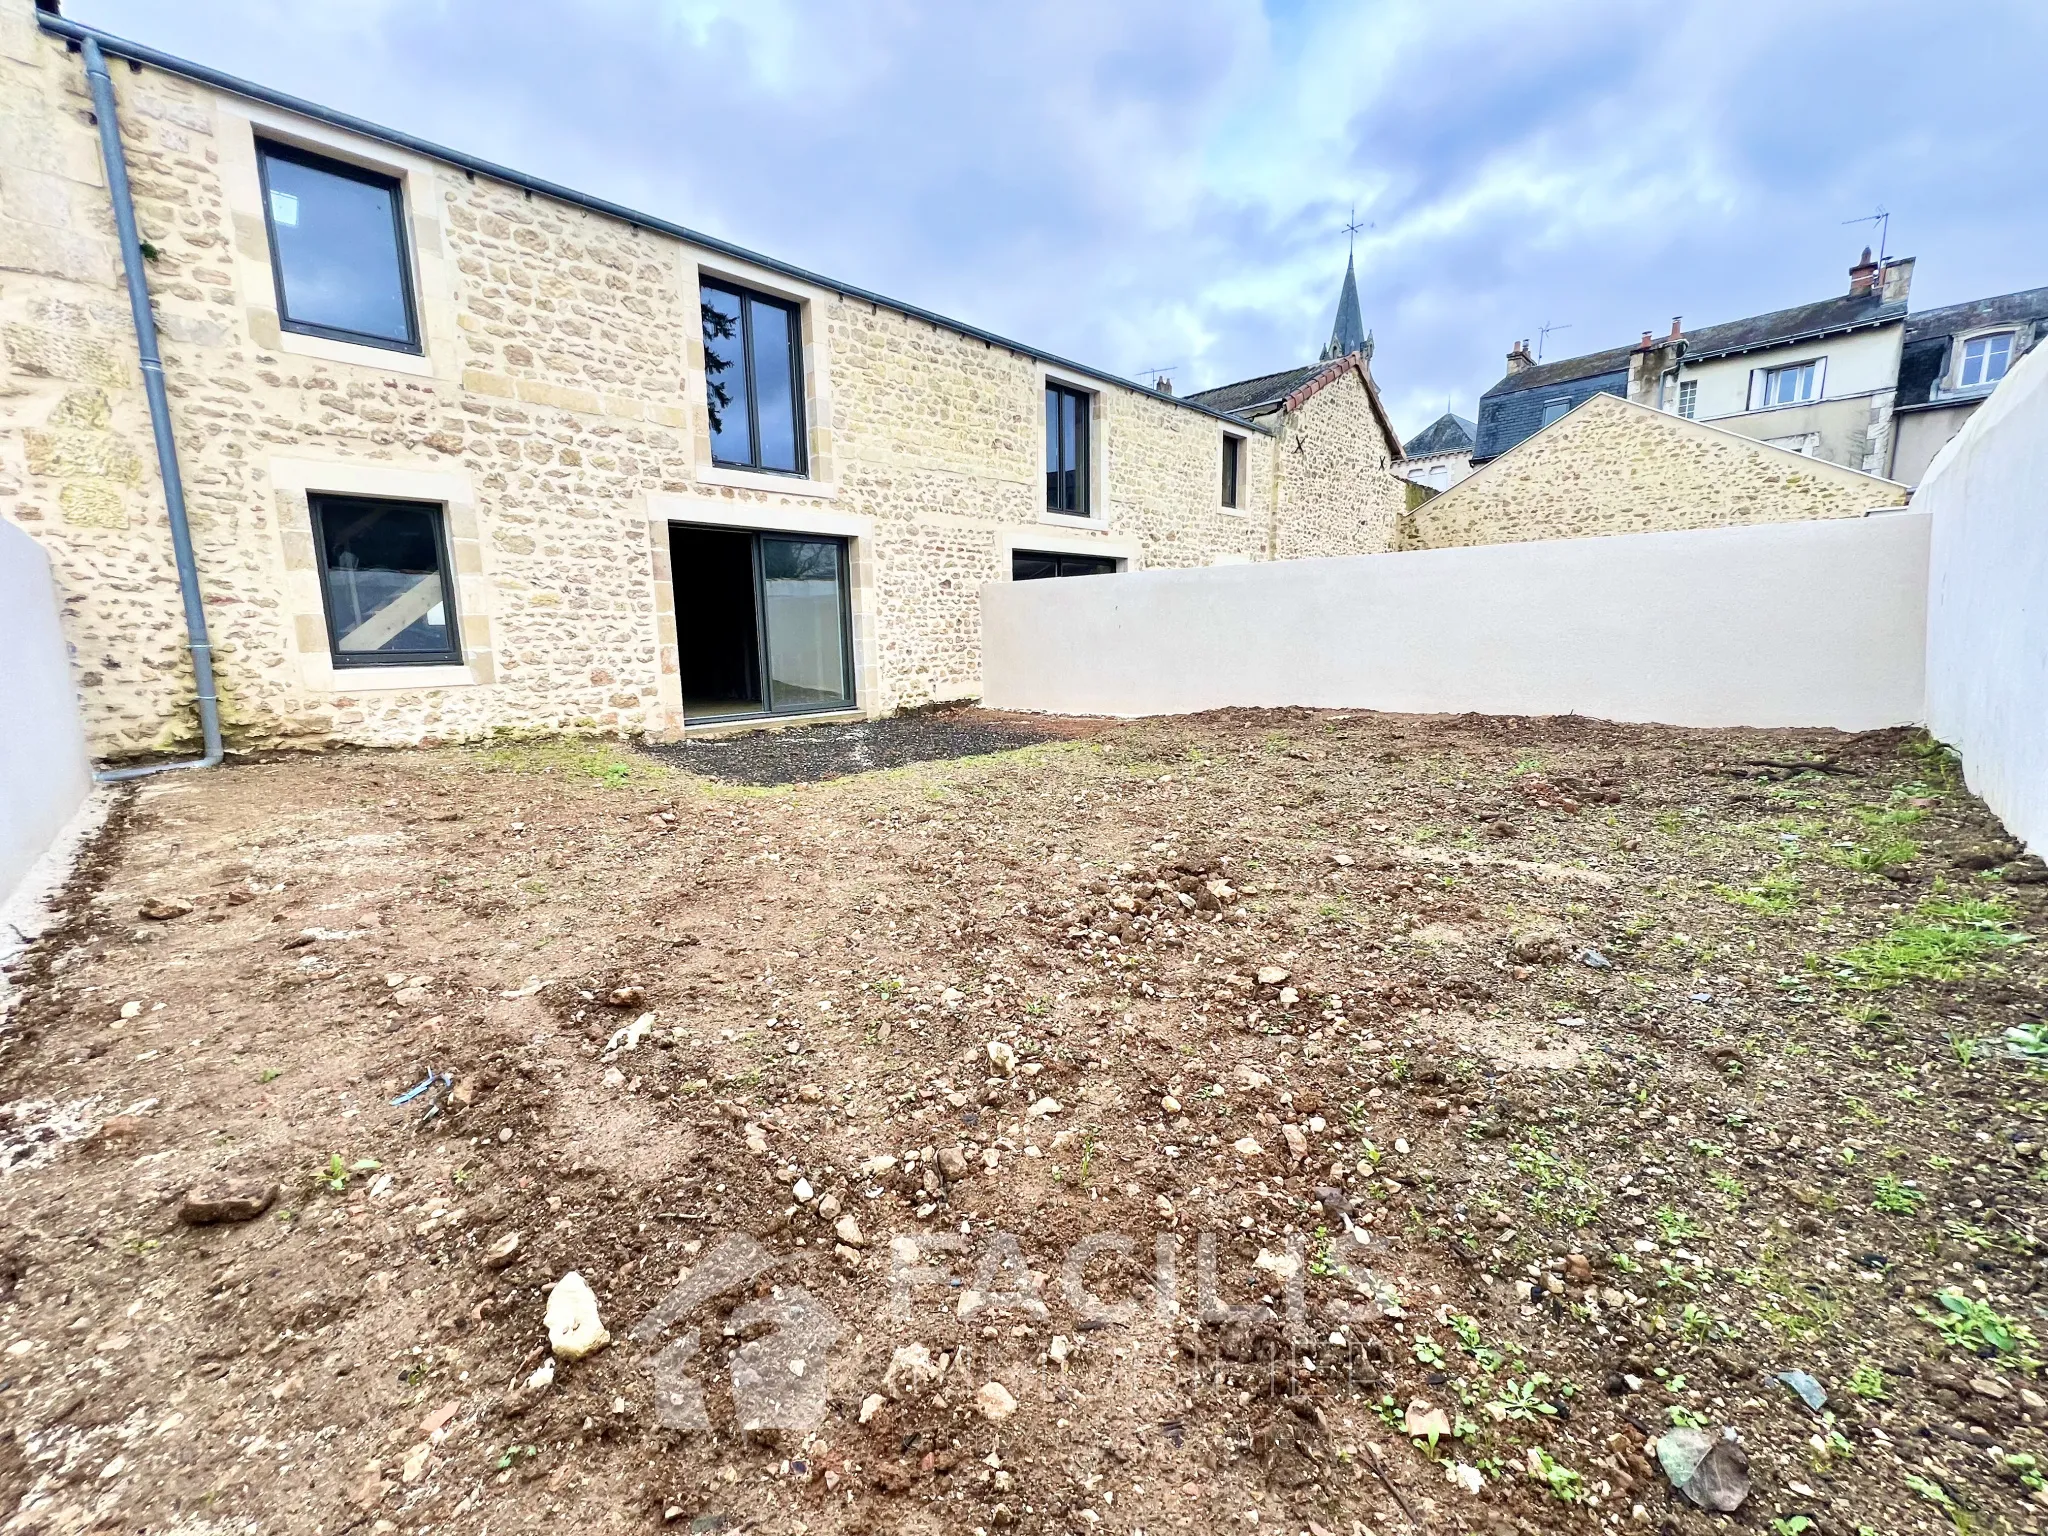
1833, 833, 1919, 875
477, 738, 669, 790
1717, 869, 1802, 914
1872, 1175, 1927, 1214
1846, 1361, 1890, 1400
1830, 893, 2030, 990
1906, 731, 1964, 790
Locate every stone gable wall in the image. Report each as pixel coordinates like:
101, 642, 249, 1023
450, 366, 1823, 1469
1404, 391, 1910, 551
1272, 367, 1405, 560
0, 4, 1402, 757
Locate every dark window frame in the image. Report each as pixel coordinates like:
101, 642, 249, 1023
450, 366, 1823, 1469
308, 492, 463, 669
674, 524, 854, 719
1011, 549, 1120, 581
1044, 381, 1093, 516
700, 277, 809, 477
255, 139, 422, 354
1221, 432, 1244, 508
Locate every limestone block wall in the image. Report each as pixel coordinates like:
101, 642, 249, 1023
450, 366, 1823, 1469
0, 3, 1398, 758
1404, 391, 1909, 551
1272, 367, 1405, 560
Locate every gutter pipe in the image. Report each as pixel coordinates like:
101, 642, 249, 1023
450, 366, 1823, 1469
77, 35, 223, 782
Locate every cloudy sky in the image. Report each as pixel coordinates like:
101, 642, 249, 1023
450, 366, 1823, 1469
71, 0, 2047, 439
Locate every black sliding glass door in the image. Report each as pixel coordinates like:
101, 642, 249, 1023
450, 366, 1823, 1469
673, 525, 853, 720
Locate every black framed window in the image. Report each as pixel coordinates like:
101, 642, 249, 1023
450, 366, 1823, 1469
256, 141, 419, 352
1045, 382, 1092, 515
309, 494, 461, 667
701, 279, 806, 474
1012, 550, 1118, 580
1221, 433, 1244, 508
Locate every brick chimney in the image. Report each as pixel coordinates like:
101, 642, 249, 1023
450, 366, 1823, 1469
1506, 339, 1534, 375
1669, 316, 1683, 341
1152, 375, 1174, 396
1848, 246, 1879, 297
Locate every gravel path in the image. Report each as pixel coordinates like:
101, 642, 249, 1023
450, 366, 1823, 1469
635, 706, 1089, 784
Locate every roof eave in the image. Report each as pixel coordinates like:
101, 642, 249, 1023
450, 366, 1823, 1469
34, 12, 1273, 436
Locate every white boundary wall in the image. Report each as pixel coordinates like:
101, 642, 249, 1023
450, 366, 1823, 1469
1923, 341, 2048, 851
982, 511, 1930, 731
1, 520, 93, 908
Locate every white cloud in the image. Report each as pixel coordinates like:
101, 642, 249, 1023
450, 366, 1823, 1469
69, 0, 2048, 437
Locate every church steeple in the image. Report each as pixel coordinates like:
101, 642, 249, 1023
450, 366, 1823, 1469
1321, 218, 1373, 363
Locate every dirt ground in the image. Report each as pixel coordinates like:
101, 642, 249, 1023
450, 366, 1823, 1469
3, 708, 2046, 1536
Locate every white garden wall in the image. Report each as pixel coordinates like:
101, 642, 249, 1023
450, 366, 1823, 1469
1923, 341, 2048, 852
982, 511, 1930, 731
0, 520, 93, 909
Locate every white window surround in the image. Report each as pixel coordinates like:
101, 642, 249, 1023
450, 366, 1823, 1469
220, 106, 455, 381
687, 262, 836, 491
269, 456, 490, 692
335, 664, 478, 693
1037, 365, 1107, 526
1954, 329, 2015, 390
1748, 356, 1827, 410
1220, 431, 1248, 515
644, 493, 879, 730
993, 526, 1139, 573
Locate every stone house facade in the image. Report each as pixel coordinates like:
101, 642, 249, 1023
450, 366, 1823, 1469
1403, 391, 1909, 551
0, 2, 1404, 760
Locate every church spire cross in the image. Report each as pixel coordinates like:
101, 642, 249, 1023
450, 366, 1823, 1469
1323, 207, 1372, 363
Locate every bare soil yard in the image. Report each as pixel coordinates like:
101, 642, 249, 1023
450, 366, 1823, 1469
3, 708, 2046, 1536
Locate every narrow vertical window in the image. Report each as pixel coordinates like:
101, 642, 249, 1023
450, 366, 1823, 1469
257, 141, 418, 351
1221, 434, 1243, 508
1045, 382, 1091, 515
1676, 380, 1698, 419
701, 278, 806, 474
310, 494, 461, 666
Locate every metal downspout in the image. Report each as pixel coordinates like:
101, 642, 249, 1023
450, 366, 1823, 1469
79, 35, 223, 783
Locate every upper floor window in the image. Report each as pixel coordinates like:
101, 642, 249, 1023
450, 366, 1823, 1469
701, 279, 806, 474
310, 494, 460, 666
1676, 380, 1698, 419
1045, 382, 1092, 515
1221, 433, 1244, 508
1539, 398, 1571, 426
1959, 331, 2014, 389
257, 141, 419, 352
1755, 359, 1821, 407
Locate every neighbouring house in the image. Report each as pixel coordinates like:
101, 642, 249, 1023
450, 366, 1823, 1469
1478, 250, 1916, 477
0, 3, 1406, 761
1403, 391, 1909, 551
1181, 254, 1408, 559
1888, 284, 2048, 485
1398, 412, 1476, 493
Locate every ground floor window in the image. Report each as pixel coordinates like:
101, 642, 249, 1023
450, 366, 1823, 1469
309, 493, 461, 666
1011, 549, 1119, 580
672, 525, 853, 719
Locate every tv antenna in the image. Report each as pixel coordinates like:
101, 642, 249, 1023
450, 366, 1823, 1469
1137, 363, 1182, 393
1842, 206, 1891, 263
1536, 320, 1572, 360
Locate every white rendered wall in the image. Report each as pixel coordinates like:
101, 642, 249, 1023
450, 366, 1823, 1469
1923, 341, 2048, 851
982, 512, 1930, 731
0, 520, 93, 908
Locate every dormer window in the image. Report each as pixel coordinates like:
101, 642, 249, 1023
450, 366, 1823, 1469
1959, 331, 2013, 389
